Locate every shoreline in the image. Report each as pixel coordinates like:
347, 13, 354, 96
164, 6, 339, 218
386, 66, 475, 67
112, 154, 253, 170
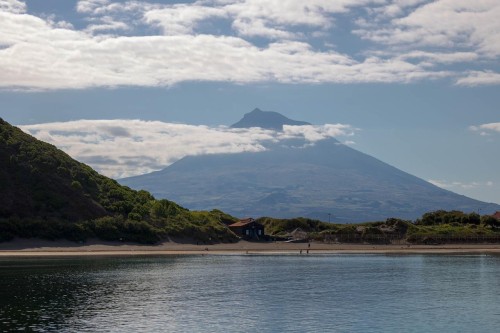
2, 238, 500, 256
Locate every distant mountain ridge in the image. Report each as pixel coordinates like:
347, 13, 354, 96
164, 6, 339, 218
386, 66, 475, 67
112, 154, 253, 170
119, 109, 500, 222
231, 108, 310, 130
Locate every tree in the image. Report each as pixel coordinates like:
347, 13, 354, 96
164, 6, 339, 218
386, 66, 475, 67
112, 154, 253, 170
481, 215, 500, 228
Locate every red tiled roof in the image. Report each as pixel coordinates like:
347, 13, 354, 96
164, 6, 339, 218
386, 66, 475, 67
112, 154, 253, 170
493, 211, 500, 220
229, 218, 258, 227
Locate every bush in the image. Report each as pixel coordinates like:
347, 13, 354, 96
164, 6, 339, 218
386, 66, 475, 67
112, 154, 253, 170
71, 180, 83, 191
89, 216, 123, 241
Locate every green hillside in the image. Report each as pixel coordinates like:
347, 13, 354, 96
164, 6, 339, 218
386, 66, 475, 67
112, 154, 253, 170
0, 118, 238, 243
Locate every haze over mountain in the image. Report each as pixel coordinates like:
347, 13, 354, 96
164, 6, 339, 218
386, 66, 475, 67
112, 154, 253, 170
120, 110, 500, 222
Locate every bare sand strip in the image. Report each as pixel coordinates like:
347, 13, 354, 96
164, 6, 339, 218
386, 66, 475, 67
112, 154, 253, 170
1, 238, 500, 256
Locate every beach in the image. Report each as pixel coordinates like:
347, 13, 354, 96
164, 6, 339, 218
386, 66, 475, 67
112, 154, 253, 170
1, 238, 500, 256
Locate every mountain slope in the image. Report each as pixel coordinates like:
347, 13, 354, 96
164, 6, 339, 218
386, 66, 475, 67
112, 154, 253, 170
120, 111, 500, 222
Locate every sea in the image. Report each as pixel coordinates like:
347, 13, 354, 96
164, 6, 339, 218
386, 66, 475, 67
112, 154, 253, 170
1, 254, 499, 332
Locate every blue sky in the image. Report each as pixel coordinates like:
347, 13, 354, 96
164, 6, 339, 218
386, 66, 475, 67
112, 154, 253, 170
0, 0, 499, 205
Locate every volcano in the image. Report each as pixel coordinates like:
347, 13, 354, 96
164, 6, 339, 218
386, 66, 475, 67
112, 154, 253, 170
120, 109, 499, 222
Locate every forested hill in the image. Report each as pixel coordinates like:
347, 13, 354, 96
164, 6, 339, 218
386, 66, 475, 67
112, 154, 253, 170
0, 118, 237, 243
0, 117, 151, 221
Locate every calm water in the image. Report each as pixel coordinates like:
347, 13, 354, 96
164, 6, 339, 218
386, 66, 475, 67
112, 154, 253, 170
1, 254, 500, 332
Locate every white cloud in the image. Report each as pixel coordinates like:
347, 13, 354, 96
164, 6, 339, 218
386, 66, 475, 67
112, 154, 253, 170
85, 16, 129, 33
0, 9, 446, 90
19, 119, 355, 178
144, 5, 226, 35
469, 122, 500, 136
77, 0, 153, 15
356, 1, 500, 85
457, 71, 500, 86
76, 0, 110, 14
429, 179, 494, 190
221, 0, 334, 38
369, 0, 429, 19
0, 0, 498, 90
0, 0, 25, 14
282, 124, 354, 142
179, 0, 385, 39
478, 123, 500, 133
398, 51, 478, 65
356, 0, 500, 56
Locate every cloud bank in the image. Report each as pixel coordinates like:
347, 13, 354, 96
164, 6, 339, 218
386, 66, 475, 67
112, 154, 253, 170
20, 119, 355, 178
0, 0, 499, 90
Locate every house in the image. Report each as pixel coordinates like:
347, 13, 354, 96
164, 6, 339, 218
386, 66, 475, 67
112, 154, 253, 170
493, 211, 500, 220
228, 218, 265, 240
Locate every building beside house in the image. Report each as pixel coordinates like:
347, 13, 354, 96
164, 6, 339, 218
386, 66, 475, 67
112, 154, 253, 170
288, 228, 308, 241
228, 218, 265, 240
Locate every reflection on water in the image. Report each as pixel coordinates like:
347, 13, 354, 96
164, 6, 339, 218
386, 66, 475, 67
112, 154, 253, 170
1, 255, 500, 332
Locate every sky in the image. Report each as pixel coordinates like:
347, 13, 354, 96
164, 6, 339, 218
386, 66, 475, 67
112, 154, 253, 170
0, 0, 499, 205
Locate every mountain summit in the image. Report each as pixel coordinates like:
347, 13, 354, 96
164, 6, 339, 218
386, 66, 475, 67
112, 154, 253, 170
230, 108, 310, 130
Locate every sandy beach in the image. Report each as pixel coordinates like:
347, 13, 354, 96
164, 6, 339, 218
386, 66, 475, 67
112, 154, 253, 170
1, 238, 500, 256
